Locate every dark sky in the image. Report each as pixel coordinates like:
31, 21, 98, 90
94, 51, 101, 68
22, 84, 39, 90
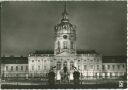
1, 1, 127, 56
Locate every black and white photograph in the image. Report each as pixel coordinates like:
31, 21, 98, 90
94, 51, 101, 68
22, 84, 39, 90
0, 1, 127, 89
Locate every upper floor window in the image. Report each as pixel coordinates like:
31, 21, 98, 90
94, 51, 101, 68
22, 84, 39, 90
44, 66, 46, 70
97, 65, 99, 70
58, 41, 60, 49
38, 60, 40, 62
38, 66, 40, 70
32, 60, 34, 62
91, 65, 93, 69
117, 65, 120, 69
108, 65, 110, 70
32, 66, 34, 70
122, 64, 125, 68
112, 65, 115, 70
63, 41, 67, 49
71, 41, 73, 49
21, 66, 23, 71
16, 66, 18, 71
26, 66, 28, 70
102, 65, 105, 70
84, 65, 87, 70
11, 66, 13, 71
6, 66, 8, 71
78, 60, 80, 62
90, 60, 93, 62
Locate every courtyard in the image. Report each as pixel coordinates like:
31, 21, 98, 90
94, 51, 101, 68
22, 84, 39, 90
1, 78, 127, 89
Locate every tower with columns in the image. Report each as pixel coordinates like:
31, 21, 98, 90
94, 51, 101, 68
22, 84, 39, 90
54, 4, 76, 56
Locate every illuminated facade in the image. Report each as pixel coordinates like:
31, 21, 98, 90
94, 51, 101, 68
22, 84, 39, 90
1, 5, 126, 81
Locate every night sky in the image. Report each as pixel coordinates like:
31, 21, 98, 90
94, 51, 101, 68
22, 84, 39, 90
1, 1, 127, 56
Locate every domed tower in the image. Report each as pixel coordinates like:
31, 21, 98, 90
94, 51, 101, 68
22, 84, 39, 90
54, 3, 76, 56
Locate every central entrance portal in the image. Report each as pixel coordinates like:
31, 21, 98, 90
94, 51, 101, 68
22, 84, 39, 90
61, 66, 69, 83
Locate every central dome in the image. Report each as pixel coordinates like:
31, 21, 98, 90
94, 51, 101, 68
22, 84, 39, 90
54, 3, 76, 34
55, 21, 76, 34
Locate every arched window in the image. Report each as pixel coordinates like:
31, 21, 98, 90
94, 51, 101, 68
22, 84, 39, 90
70, 61, 74, 70
84, 65, 87, 70
112, 65, 115, 70
38, 66, 40, 70
63, 41, 67, 49
57, 61, 61, 70
11, 66, 13, 71
32, 66, 34, 70
6, 66, 8, 71
21, 66, 23, 71
108, 65, 110, 70
58, 41, 60, 49
16, 66, 18, 71
71, 41, 73, 49
97, 65, 99, 70
117, 65, 120, 69
63, 61, 67, 67
26, 66, 28, 71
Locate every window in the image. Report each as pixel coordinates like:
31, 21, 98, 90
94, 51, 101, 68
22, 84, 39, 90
117, 65, 120, 69
70, 61, 74, 70
97, 65, 99, 70
57, 62, 61, 70
32, 60, 34, 62
21, 66, 23, 71
122, 64, 125, 68
84, 60, 86, 62
112, 65, 115, 70
78, 60, 80, 62
84, 65, 87, 70
11, 66, 13, 71
91, 60, 93, 62
26, 66, 28, 70
108, 65, 110, 70
6, 66, 8, 71
16, 66, 18, 71
38, 66, 40, 70
91, 65, 93, 69
102, 65, 105, 70
32, 66, 34, 70
58, 41, 60, 49
71, 41, 73, 49
63, 35, 67, 39
44, 66, 46, 70
38, 60, 40, 62
63, 41, 67, 49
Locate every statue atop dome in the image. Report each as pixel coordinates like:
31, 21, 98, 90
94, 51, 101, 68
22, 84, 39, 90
61, 2, 69, 23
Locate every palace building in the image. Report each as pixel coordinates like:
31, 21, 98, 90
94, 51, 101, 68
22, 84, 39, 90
1, 4, 126, 81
